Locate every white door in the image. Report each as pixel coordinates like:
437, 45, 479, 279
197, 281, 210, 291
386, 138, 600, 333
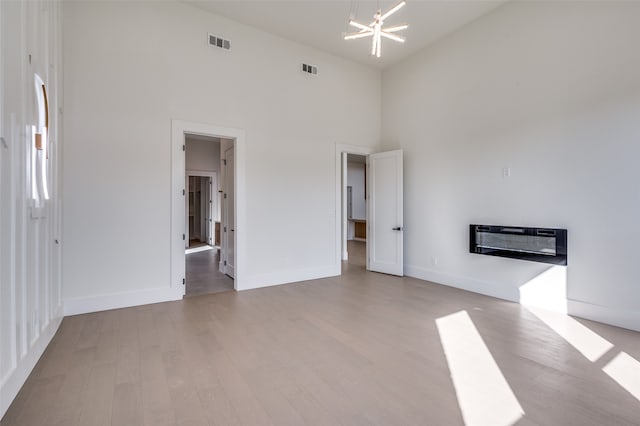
205, 177, 212, 245
185, 176, 190, 248
223, 146, 235, 278
367, 150, 403, 276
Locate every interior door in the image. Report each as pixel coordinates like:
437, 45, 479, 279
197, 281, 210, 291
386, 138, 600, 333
367, 150, 403, 276
205, 177, 212, 245
185, 176, 191, 248
224, 146, 235, 278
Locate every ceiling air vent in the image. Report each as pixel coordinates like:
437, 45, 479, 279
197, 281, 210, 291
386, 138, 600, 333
208, 33, 231, 51
301, 63, 318, 75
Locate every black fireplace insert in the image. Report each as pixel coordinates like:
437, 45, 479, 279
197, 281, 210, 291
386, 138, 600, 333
469, 224, 567, 265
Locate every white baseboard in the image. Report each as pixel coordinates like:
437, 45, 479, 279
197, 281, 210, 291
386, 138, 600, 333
404, 264, 519, 302
64, 286, 183, 316
239, 265, 340, 291
1, 315, 63, 419
405, 264, 640, 332
568, 300, 640, 332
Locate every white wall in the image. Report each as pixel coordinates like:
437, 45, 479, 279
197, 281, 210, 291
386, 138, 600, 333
0, 0, 64, 418
62, 1, 380, 310
186, 137, 220, 174
347, 161, 366, 220
382, 1, 640, 330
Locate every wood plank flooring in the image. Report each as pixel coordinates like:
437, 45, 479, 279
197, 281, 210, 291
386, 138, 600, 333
186, 248, 234, 297
2, 245, 639, 425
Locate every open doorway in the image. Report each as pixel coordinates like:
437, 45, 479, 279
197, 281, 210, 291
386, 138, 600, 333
345, 153, 367, 268
336, 144, 374, 273
171, 120, 245, 295
336, 144, 404, 277
186, 174, 215, 249
184, 134, 232, 297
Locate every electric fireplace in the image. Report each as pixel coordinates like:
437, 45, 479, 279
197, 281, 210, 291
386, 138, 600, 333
469, 225, 567, 265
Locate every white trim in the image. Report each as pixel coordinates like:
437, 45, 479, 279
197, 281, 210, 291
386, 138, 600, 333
171, 120, 245, 293
406, 264, 640, 332
342, 153, 348, 260
240, 265, 340, 291
0, 316, 62, 419
568, 300, 640, 332
63, 286, 183, 316
334, 143, 377, 272
404, 264, 519, 302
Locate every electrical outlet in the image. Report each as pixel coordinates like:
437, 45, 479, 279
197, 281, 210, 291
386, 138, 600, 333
502, 167, 511, 178
431, 256, 439, 266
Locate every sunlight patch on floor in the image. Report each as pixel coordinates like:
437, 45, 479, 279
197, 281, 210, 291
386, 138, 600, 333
525, 307, 613, 362
186, 245, 215, 254
603, 352, 640, 401
436, 310, 524, 426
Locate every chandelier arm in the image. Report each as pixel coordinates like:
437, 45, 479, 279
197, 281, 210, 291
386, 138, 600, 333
383, 24, 408, 33
380, 31, 405, 43
380, 0, 406, 21
344, 31, 375, 40
371, 32, 377, 55
349, 20, 374, 32
375, 25, 381, 57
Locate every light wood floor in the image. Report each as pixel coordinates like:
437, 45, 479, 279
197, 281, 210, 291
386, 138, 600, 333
186, 248, 234, 297
2, 249, 639, 425
346, 240, 366, 268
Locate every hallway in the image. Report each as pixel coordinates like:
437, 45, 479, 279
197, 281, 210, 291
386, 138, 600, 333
185, 247, 234, 297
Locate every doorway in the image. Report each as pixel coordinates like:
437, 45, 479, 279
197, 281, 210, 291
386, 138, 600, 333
345, 153, 367, 267
184, 135, 232, 296
335, 144, 404, 277
171, 120, 245, 297
336, 144, 374, 272
186, 174, 215, 249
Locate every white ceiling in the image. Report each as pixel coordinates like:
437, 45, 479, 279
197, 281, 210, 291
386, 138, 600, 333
186, 0, 508, 69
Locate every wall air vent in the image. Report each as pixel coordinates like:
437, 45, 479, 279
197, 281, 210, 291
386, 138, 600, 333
301, 63, 318, 75
208, 33, 231, 51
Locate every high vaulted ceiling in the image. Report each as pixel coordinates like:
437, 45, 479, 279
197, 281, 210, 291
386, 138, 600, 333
186, 0, 508, 69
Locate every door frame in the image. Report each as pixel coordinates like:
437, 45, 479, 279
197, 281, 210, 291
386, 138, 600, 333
334, 143, 377, 273
171, 120, 245, 294
220, 145, 235, 277
185, 170, 217, 247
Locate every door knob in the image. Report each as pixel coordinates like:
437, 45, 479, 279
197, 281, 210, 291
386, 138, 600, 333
392, 227, 403, 231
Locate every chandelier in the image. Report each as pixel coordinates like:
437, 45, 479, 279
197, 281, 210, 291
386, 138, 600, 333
344, 1, 408, 58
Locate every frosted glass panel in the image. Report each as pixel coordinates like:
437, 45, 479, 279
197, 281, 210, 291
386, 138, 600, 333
476, 232, 556, 256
